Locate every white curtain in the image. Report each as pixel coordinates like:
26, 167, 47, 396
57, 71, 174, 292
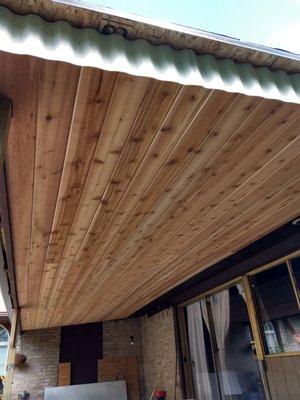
200, 300, 210, 332
209, 290, 230, 396
187, 286, 246, 399
187, 302, 214, 400
209, 289, 242, 396
236, 283, 246, 301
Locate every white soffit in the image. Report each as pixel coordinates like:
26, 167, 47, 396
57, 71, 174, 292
0, 5, 299, 104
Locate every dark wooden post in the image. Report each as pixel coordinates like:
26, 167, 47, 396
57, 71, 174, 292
0, 98, 14, 399
0, 98, 12, 172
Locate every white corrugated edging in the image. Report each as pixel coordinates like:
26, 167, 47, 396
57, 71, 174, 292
0, 6, 299, 103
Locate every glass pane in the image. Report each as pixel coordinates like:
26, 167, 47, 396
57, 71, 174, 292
0, 346, 7, 375
252, 262, 300, 354
0, 328, 8, 342
208, 285, 266, 400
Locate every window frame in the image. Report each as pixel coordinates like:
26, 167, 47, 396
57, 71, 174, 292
178, 249, 300, 370
287, 259, 300, 309
177, 250, 300, 400
178, 275, 269, 399
248, 253, 300, 358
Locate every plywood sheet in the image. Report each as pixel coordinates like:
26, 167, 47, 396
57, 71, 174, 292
58, 362, 71, 387
98, 357, 140, 400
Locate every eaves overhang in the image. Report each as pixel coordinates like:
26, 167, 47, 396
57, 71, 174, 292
0, 5, 299, 104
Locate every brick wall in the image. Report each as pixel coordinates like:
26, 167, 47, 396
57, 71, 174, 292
103, 318, 145, 399
10, 312, 184, 400
141, 308, 184, 400
11, 328, 60, 400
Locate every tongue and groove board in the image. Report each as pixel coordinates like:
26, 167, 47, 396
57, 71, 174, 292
2, 51, 300, 330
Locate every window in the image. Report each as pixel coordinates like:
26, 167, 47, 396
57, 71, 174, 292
251, 259, 300, 355
185, 283, 266, 400
179, 253, 300, 400
0, 325, 9, 376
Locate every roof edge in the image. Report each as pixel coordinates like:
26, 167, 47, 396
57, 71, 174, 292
0, 0, 299, 73
55, 0, 300, 61
0, 5, 299, 104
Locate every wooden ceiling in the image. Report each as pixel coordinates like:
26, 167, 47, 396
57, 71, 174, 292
1, 52, 300, 330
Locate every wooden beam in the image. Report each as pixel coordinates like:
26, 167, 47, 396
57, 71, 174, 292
0, 98, 14, 317
287, 259, 300, 310
2, 308, 18, 400
242, 276, 265, 361
0, 98, 12, 172
138, 228, 300, 316
0, 170, 18, 312
0, 236, 13, 321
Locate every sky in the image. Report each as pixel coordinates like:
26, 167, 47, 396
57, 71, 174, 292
86, 0, 300, 54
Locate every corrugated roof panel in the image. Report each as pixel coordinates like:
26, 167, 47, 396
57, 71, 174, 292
0, 5, 299, 103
